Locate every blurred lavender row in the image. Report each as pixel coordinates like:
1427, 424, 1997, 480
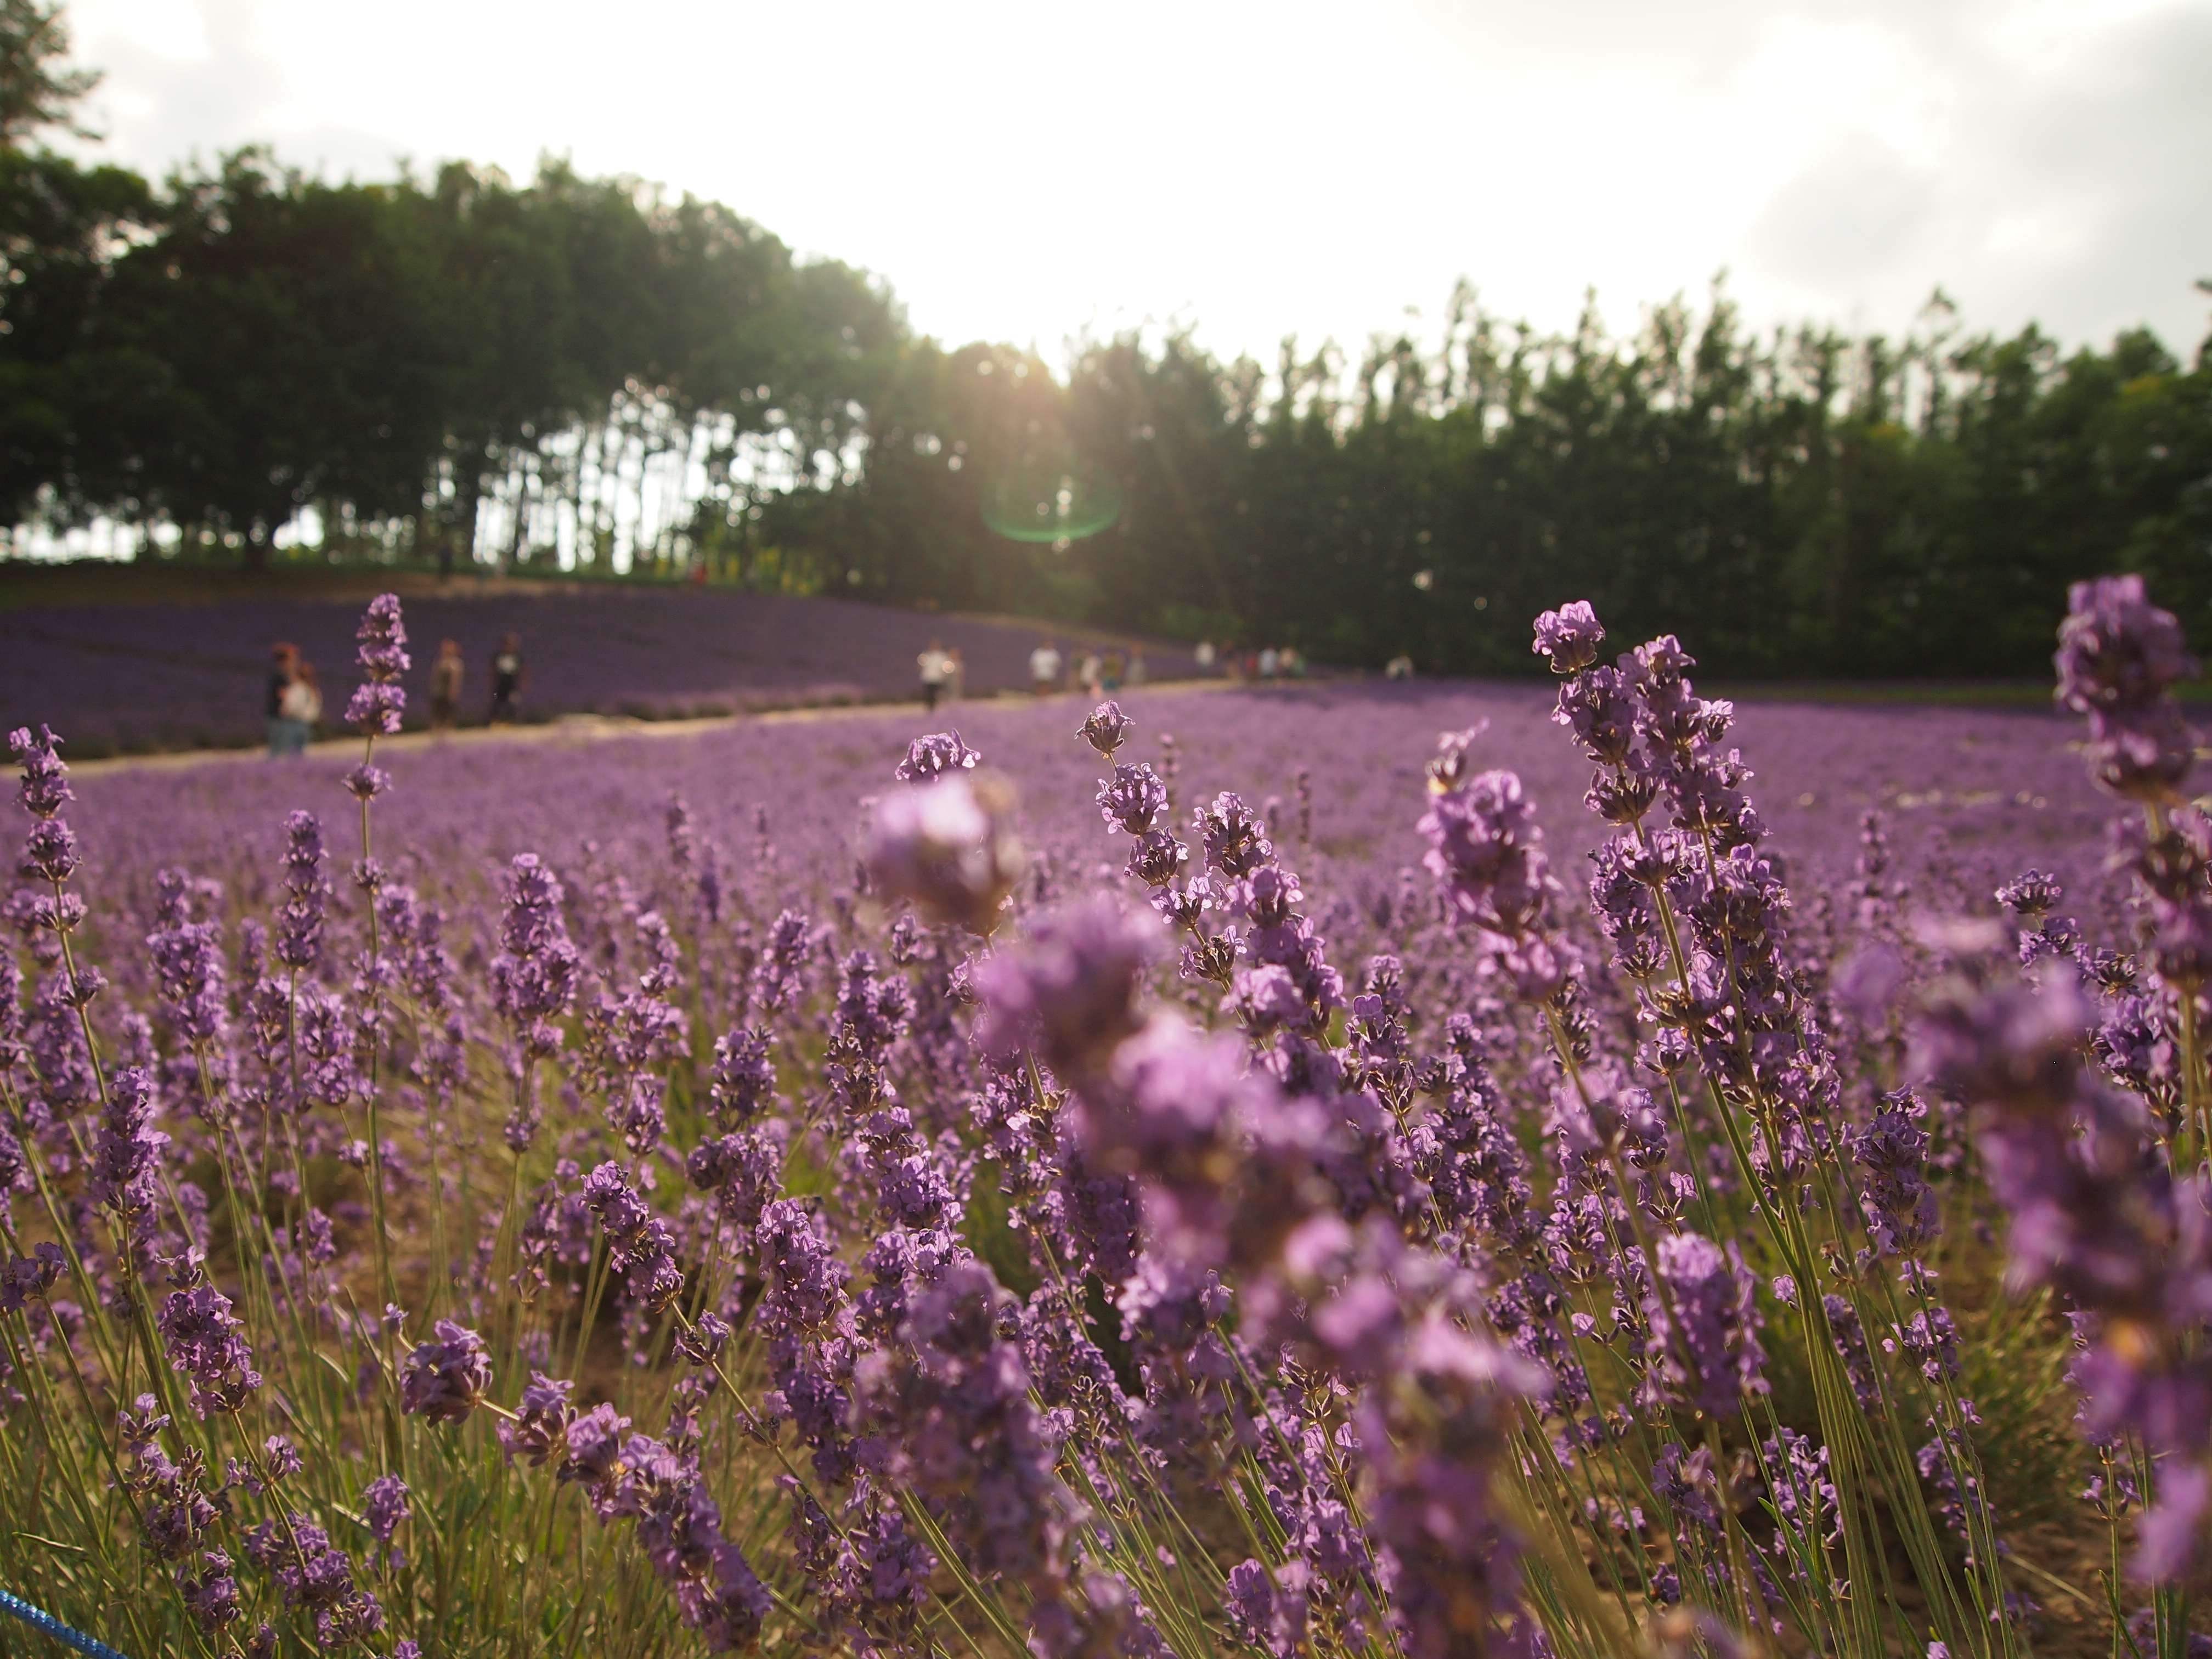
0, 588, 1200, 752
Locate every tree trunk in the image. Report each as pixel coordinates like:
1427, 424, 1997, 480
453, 460, 482, 575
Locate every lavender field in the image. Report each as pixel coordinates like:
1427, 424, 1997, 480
0, 586, 1196, 753
57, 680, 2115, 934
2, 589, 2207, 1659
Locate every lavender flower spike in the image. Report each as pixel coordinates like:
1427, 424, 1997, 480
1532, 600, 1605, 674
2055, 574, 2199, 802
1644, 1232, 1769, 1417
894, 729, 981, 782
9, 724, 72, 819
1079, 700, 1133, 760
975, 896, 1158, 1076
399, 1319, 493, 1424
864, 771, 1025, 934
345, 593, 410, 735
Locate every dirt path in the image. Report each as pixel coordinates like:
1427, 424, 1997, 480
65, 679, 1257, 776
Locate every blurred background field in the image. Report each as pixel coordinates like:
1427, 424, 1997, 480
0, 568, 1198, 753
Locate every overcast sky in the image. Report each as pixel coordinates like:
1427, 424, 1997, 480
53, 0, 2212, 368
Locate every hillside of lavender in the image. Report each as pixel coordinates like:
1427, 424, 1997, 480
2, 582, 2207, 1659
0, 586, 1196, 753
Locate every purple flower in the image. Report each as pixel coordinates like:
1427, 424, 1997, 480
9, 724, 72, 818
1553, 665, 1637, 768
1425, 722, 1491, 794
498, 1372, 577, 1468
1224, 1559, 1308, 1659
354, 592, 410, 679
2055, 575, 2200, 800
1093, 1017, 1292, 1265
274, 810, 329, 973
1096, 763, 1169, 836
241, 1513, 385, 1649
1195, 792, 1272, 877
178, 1551, 242, 1637
580, 1161, 686, 1312
1532, 600, 1605, 673
343, 594, 409, 735
2056, 574, 2198, 717
1125, 827, 1186, 887
361, 1473, 409, 1556
1645, 1231, 1768, 1416
1996, 870, 2064, 917
0, 1242, 65, 1312
1079, 699, 1134, 759
342, 763, 392, 802
975, 898, 1159, 1074
156, 1284, 262, 1416
1355, 1317, 1539, 1659
560, 1402, 634, 1491
490, 853, 582, 1069
707, 1026, 776, 1127
399, 1320, 492, 1424
1418, 768, 1558, 941
19, 817, 78, 884
2136, 1460, 2210, 1582
345, 681, 406, 737
88, 1064, 169, 1227
1849, 1094, 1939, 1257
864, 772, 1025, 933
894, 729, 981, 782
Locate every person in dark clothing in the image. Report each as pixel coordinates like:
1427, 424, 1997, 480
266, 644, 298, 757
430, 639, 465, 732
489, 634, 526, 725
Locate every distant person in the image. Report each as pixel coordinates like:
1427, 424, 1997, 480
267, 643, 298, 757
1283, 647, 1306, 679
430, 639, 465, 732
1385, 654, 1414, 681
275, 657, 321, 755
915, 638, 949, 709
918, 639, 954, 711
1076, 650, 1104, 701
1103, 649, 1125, 693
1030, 639, 1063, 695
489, 634, 526, 725
1127, 647, 1147, 686
1193, 639, 1215, 675
1259, 646, 1280, 680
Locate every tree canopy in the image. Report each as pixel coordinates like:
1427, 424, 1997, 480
3, 3, 2209, 676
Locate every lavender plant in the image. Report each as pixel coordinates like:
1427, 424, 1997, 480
1, 585, 2206, 1659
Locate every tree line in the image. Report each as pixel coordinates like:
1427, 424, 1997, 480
4, 0, 2208, 675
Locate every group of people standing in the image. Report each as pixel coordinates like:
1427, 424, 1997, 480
1193, 639, 1306, 681
264, 632, 527, 757
1024, 639, 1147, 698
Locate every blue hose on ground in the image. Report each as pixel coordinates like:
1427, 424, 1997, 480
0, 1589, 136, 1659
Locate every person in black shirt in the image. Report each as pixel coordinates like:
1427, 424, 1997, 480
489, 634, 526, 725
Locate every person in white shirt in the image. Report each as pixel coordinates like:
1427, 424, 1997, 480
1194, 639, 1215, 675
274, 659, 322, 755
1258, 646, 1280, 680
1029, 640, 1063, 696
918, 639, 955, 711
